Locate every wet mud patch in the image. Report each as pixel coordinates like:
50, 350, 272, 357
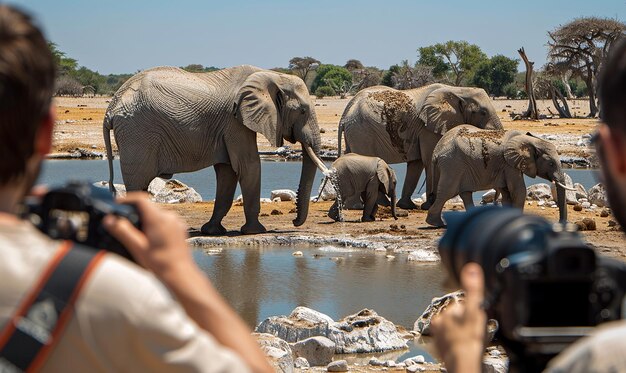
458, 127, 506, 168
369, 90, 413, 154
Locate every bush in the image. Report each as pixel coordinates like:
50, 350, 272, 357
314, 86, 336, 98
503, 83, 520, 99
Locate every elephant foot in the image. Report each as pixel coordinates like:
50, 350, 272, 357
420, 200, 433, 210
425, 213, 446, 228
201, 222, 227, 236
241, 221, 267, 235
361, 216, 376, 222
396, 198, 418, 210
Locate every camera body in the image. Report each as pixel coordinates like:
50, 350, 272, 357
439, 206, 626, 371
24, 181, 140, 261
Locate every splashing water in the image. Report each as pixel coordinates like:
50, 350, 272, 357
327, 167, 345, 222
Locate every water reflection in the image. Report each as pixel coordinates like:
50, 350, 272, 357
192, 246, 446, 330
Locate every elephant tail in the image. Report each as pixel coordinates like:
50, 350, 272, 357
337, 120, 343, 158
103, 115, 116, 196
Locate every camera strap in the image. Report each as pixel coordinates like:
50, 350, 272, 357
0, 241, 105, 372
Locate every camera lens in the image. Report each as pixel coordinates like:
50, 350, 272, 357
438, 206, 551, 291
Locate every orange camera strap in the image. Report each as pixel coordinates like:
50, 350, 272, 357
0, 241, 105, 372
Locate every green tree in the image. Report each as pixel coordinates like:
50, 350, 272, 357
416, 41, 488, 85
288, 56, 320, 82
344, 59, 364, 71
471, 55, 518, 96
70, 66, 106, 93
181, 64, 220, 73
310, 64, 352, 93
381, 65, 401, 87
48, 42, 78, 75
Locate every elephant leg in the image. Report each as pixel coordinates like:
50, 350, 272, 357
202, 163, 238, 235
460, 191, 474, 210
361, 181, 379, 222
397, 160, 423, 210
120, 157, 156, 192
499, 188, 512, 205
376, 191, 391, 207
426, 173, 462, 227
238, 159, 267, 235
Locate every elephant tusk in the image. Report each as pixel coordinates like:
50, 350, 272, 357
555, 181, 577, 191
304, 145, 331, 176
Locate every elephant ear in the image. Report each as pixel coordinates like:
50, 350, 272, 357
418, 89, 466, 135
376, 159, 392, 195
504, 135, 537, 177
235, 71, 284, 147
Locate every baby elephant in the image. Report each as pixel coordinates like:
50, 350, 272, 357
326, 153, 398, 222
426, 125, 572, 227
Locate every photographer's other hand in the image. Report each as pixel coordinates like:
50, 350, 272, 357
431, 263, 487, 373
103, 193, 273, 373
103, 192, 192, 275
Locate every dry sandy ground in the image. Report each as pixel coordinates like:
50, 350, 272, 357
50, 95, 624, 262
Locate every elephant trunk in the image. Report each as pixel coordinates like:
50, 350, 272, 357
390, 191, 398, 220
486, 113, 503, 130
555, 174, 568, 223
293, 145, 324, 226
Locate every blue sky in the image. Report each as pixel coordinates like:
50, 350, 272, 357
11, 0, 626, 74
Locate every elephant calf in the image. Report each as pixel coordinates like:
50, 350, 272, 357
325, 153, 398, 222
426, 125, 572, 227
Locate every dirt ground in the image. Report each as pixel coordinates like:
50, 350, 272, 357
51, 95, 625, 262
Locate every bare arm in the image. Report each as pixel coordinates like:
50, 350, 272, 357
430, 263, 487, 373
103, 193, 273, 373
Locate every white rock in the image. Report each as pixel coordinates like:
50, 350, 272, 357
328, 309, 408, 353
413, 198, 424, 205
581, 202, 591, 208
537, 200, 545, 207
407, 365, 426, 372
414, 291, 463, 335
294, 357, 310, 368
254, 333, 294, 373
369, 357, 384, 366
588, 183, 608, 207
407, 250, 439, 263
420, 193, 427, 201
271, 189, 297, 202
260, 198, 272, 203
316, 178, 337, 201
327, 360, 348, 372
574, 183, 588, 200
291, 336, 335, 366
148, 178, 202, 203
292, 251, 303, 256
527, 183, 553, 201
272, 197, 281, 203
545, 134, 557, 141
93, 181, 126, 197
481, 189, 502, 204
446, 195, 464, 205
385, 360, 396, 367
235, 194, 243, 202
385, 255, 395, 259
490, 349, 501, 357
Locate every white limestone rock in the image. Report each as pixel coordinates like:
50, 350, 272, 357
271, 189, 297, 202
588, 183, 608, 207
316, 178, 337, 201
407, 250, 439, 263
481, 189, 502, 204
327, 360, 348, 372
291, 336, 335, 366
254, 333, 293, 373
255, 307, 333, 343
574, 183, 588, 200
414, 291, 464, 335
526, 183, 553, 201
328, 309, 408, 354
93, 181, 126, 197
294, 357, 310, 368
147, 178, 202, 203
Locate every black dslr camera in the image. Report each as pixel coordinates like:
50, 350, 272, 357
23, 181, 140, 261
439, 206, 626, 372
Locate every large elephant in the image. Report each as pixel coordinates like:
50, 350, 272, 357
426, 125, 572, 227
337, 84, 503, 210
103, 65, 327, 235
325, 153, 398, 222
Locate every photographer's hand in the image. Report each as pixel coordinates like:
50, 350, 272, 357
431, 263, 486, 373
103, 193, 273, 373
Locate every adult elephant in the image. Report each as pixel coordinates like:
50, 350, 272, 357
103, 65, 327, 235
426, 125, 572, 226
337, 84, 503, 210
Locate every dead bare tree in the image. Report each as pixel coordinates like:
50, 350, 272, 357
350, 67, 383, 92
548, 17, 625, 117
536, 71, 572, 118
391, 61, 434, 90
518, 47, 539, 120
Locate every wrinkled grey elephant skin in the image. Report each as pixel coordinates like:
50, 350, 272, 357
426, 125, 569, 226
338, 84, 503, 211
327, 153, 397, 222
104, 65, 326, 235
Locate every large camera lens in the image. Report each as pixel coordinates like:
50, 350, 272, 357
438, 206, 552, 291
